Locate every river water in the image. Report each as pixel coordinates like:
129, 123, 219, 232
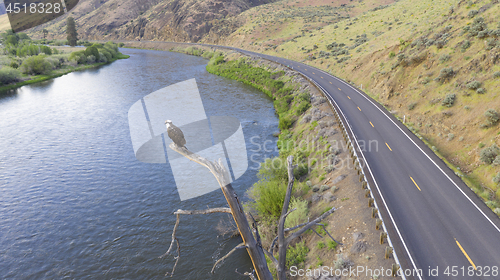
0, 49, 279, 279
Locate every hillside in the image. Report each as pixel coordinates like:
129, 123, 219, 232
223, 0, 500, 212
25, 0, 277, 42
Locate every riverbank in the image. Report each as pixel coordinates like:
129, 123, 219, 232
0, 41, 129, 93
124, 41, 400, 279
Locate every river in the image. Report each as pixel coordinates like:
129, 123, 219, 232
0, 48, 279, 279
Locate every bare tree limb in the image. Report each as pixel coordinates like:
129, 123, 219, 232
165, 238, 180, 277
211, 243, 247, 274
174, 208, 232, 215
160, 214, 181, 259
277, 156, 296, 280
262, 248, 278, 267
169, 143, 273, 280
285, 207, 337, 245
311, 227, 324, 238
248, 212, 264, 250
316, 223, 343, 245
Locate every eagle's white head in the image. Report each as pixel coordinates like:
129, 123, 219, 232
165, 120, 172, 128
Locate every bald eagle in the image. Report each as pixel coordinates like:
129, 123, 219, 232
165, 120, 186, 148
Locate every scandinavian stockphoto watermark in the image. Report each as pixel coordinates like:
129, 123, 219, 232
127, 79, 248, 201
247, 134, 379, 172
289, 265, 423, 278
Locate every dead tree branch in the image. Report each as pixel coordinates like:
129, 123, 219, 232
276, 156, 296, 280
168, 143, 273, 280
164, 238, 180, 277
160, 214, 181, 259
174, 208, 231, 215
212, 243, 247, 273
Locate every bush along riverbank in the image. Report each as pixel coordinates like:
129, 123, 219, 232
0, 34, 129, 92
170, 45, 400, 279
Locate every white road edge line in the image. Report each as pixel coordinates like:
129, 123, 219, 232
313, 66, 500, 235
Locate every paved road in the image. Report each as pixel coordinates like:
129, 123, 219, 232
213, 46, 500, 279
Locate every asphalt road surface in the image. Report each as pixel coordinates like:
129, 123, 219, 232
217, 46, 500, 280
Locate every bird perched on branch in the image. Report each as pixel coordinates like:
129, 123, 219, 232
165, 120, 186, 148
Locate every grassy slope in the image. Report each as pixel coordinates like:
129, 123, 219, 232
0, 14, 11, 33
221, 0, 500, 211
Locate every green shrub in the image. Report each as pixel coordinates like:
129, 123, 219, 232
287, 241, 309, 268
389, 51, 395, 58
293, 164, 308, 179
480, 145, 500, 164
0, 66, 22, 84
467, 80, 481, 90
247, 157, 288, 218
485, 109, 499, 125
493, 172, 500, 184
327, 240, 337, 250
317, 242, 326, 249
435, 67, 454, 82
212, 55, 225, 65
439, 54, 451, 63
99, 49, 112, 61
334, 253, 353, 269
494, 72, 500, 78
279, 116, 293, 130
464, 17, 487, 37
69, 50, 87, 64
84, 45, 100, 60
442, 93, 456, 107
493, 156, 500, 166
476, 88, 485, 94
461, 40, 471, 51
20, 56, 52, 75
9, 60, 19, 68
468, 10, 478, 18
284, 197, 309, 228
295, 101, 311, 115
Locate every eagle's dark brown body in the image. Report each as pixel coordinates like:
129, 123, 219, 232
165, 120, 186, 147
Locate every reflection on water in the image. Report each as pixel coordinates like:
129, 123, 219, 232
0, 49, 278, 279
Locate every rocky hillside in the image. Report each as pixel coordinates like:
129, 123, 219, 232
27, 0, 276, 42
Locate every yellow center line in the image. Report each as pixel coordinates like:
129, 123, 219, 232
305, 69, 307, 71
321, 76, 323, 79
338, 88, 341, 91
329, 82, 332, 84
370, 121, 374, 127
313, 72, 315, 74
357, 107, 361, 111
385, 142, 392, 151
347, 96, 351, 99
409, 176, 421, 191
455, 238, 477, 270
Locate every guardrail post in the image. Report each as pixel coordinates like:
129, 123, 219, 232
391, 264, 399, 276
380, 232, 387, 244
372, 208, 378, 218
368, 198, 374, 207
365, 189, 371, 198
376, 218, 383, 230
